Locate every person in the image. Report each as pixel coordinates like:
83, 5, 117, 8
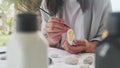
40, 0, 111, 54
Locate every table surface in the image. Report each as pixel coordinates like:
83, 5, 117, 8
0, 47, 95, 68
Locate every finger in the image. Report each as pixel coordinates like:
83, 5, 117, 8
62, 40, 69, 50
47, 32, 62, 38
73, 40, 83, 46
47, 18, 68, 32
77, 41, 86, 46
66, 43, 86, 52
46, 27, 64, 33
70, 46, 85, 53
74, 40, 87, 46
64, 43, 84, 54
49, 17, 65, 24
62, 39, 85, 53
60, 19, 65, 23
73, 40, 79, 45
63, 39, 86, 53
46, 22, 67, 31
47, 17, 62, 29
48, 17, 61, 23
48, 18, 67, 30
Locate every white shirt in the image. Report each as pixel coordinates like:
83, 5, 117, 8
61, 0, 85, 44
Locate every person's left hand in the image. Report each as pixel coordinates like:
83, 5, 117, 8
62, 39, 98, 54
62, 39, 86, 54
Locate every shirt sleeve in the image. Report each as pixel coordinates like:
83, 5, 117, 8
40, 0, 50, 36
90, 0, 112, 42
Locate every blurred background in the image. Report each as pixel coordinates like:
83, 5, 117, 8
0, 0, 120, 46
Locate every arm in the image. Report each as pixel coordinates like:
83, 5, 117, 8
90, 0, 112, 41
40, 1, 68, 47
62, 0, 112, 53
86, 0, 112, 52
40, 0, 57, 47
40, 0, 50, 36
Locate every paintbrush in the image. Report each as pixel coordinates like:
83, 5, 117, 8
40, 8, 54, 16
40, 7, 70, 28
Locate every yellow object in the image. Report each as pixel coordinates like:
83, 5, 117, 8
67, 29, 75, 45
102, 30, 109, 40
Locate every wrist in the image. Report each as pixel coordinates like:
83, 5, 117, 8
47, 37, 60, 47
85, 41, 98, 53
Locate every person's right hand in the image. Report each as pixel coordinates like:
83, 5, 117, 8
46, 17, 69, 47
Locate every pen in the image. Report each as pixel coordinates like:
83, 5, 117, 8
40, 7, 70, 28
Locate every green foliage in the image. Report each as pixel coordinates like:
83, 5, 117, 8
0, 0, 13, 46
0, 0, 43, 46
0, 1, 11, 12
6, 18, 13, 31
5, 0, 23, 5
0, 34, 9, 46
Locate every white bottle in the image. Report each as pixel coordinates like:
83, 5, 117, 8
7, 13, 48, 68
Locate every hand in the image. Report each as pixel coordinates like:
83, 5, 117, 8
78, 39, 98, 53
62, 39, 86, 54
46, 17, 69, 46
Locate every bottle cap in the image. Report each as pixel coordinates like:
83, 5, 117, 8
16, 12, 38, 32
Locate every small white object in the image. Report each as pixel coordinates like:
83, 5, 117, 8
80, 64, 90, 68
65, 55, 79, 65
51, 53, 59, 58
83, 56, 93, 65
